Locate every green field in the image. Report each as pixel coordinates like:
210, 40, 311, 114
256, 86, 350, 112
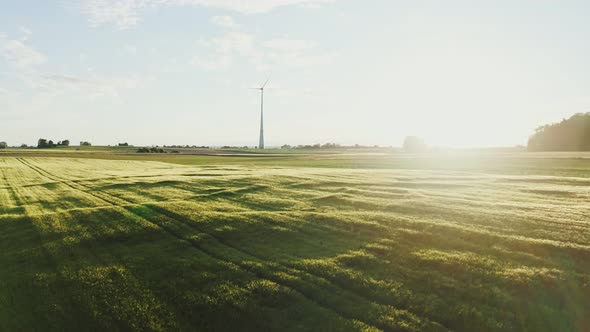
1, 151, 589, 331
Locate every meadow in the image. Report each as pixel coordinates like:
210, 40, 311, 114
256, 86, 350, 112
0, 150, 589, 331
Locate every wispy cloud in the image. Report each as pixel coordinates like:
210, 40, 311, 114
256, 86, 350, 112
39, 74, 143, 99
191, 31, 256, 70
75, 0, 336, 28
192, 31, 335, 71
0, 33, 46, 69
263, 38, 313, 53
19, 27, 33, 41
77, 0, 146, 29
124, 45, 138, 54
211, 15, 239, 29
191, 55, 232, 71
0, 87, 14, 105
41, 74, 98, 86
1, 31, 144, 103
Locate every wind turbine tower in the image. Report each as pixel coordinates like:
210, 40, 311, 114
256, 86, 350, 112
253, 79, 269, 149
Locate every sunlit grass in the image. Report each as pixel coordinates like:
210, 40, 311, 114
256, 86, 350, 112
0, 155, 589, 331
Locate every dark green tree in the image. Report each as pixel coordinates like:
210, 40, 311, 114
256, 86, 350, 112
528, 113, 590, 151
37, 138, 49, 148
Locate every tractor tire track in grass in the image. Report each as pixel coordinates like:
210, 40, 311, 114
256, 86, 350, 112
12, 158, 560, 330
57, 168, 445, 331
6, 156, 590, 331
14, 160, 186, 330
145, 203, 445, 332
61, 166, 439, 331
0, 162, 109, 330
21, 158, 448, 331
19, 159, 388, 330
16, 158, 389, 331
1, 170, 26, 215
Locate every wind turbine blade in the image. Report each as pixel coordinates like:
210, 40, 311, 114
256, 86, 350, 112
262, 78, 269, 89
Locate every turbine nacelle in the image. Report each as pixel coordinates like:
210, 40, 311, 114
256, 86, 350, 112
251, 79, 269, 91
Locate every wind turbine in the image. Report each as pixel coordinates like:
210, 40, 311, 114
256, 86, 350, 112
252, 79, 269, 149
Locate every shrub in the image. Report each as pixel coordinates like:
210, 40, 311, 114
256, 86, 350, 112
403, 136, 427, 153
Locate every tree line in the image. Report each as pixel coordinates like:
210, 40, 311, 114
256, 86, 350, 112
280, 143, 382, 150
528, 113, 590, 151
37, 139, 71, 148
0, 140, 92, 148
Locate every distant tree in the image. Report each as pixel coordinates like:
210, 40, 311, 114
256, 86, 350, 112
47, 140, 55, 148
80, 141, 92, 146
20, 144, 28, 148
403, 136, 427, 153
58, 140, 70, 146
321, 143, 340, 149
528, 113, 590, 151
137, 147, 165, 153
281, 144, 292, 149
0, 142, 7, 149
38, 138, 49, 148
118, 142, 129, 147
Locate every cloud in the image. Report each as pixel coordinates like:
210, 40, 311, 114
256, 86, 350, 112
0, 31, 144, 104
191, 31, 257, 70
210, 31, 258, 56
0, 87, 14, 105
191, 55, 232, 71
124, 45, 138, 54
191, 32, 334, 71
75, 0, 336, 28
77, 0, 146, 29
39, 74, 143, 99
211, 15, 239, 29
19, 27, 33, 41
0, 71, 147, 124
263, 38, 314, 53
0, 33, 46, 69
41, 74, 98, 86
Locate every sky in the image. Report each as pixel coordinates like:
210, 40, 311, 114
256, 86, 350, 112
1, 0, 589, 148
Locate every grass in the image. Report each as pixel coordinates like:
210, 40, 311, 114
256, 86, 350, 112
0, 150, 589, 331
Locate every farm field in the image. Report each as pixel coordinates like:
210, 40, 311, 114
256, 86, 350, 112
1, 153, 589, 331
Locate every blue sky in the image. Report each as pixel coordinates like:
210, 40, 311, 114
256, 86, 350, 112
1, 0, 589, 147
